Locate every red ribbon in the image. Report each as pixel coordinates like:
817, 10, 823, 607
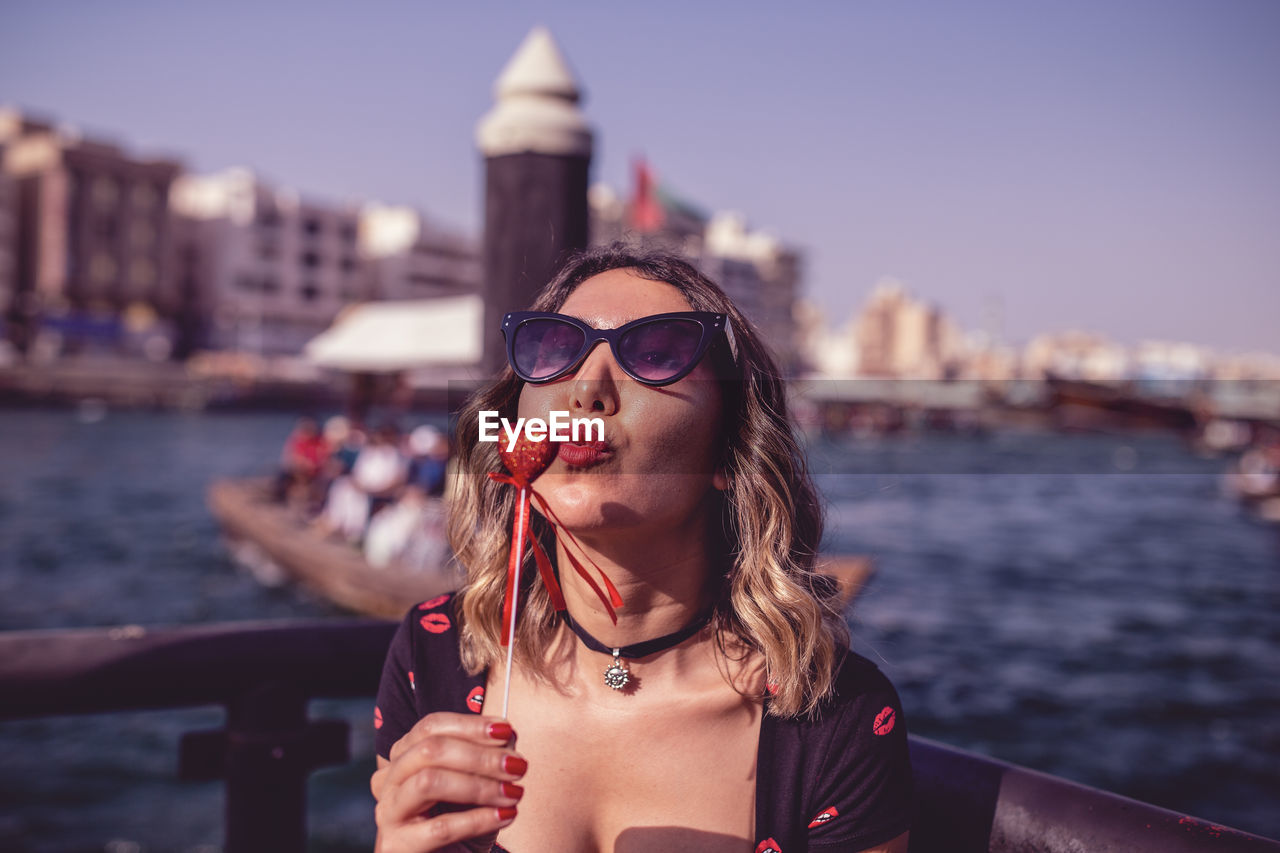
488, 472, 623, 645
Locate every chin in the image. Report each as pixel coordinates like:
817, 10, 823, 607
534, 480, 610, 527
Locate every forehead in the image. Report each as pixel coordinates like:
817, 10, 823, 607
560, 268, 693, 327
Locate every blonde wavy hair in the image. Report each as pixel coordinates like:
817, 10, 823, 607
448, 245, 848, 718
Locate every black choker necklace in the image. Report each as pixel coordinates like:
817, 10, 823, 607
561, 604, 716, 691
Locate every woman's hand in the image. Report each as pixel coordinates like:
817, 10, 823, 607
371, 713, 527, 852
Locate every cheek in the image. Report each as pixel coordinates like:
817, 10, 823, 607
628, 398, 723, 475
516, 384, 555, 421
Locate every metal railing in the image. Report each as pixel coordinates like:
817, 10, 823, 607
2, 621, 1277, 853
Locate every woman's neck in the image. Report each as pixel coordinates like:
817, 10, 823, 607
553, 519, 720, 651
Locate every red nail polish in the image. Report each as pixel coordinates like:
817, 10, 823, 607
501, 782, 524, 799
497, 806, 518, 822
487, 722, 514, 741
502, 755, 528, 776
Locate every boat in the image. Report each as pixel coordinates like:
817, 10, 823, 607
208, 477, 876, 618
208, 477, 460, 620
1045, 373, 1202, 433
1222, 442, 1280, 523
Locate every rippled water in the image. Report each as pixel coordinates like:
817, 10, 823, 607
1, 409, 1276, 850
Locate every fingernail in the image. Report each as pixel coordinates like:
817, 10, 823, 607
502, 755, 528, 776
497, 806, 518, 824
487, 722, 514, 741
501, 782, 524, 799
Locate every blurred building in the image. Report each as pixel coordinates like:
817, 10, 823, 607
854, 279, 965, 378
0, 108, 183, 360
702, 213, 801, 371
589, 160, 803, 372
1133, 340, 1211, 381
358, 203, 479, 302
170, 168, 367, 355
957, 333, 1021, 381
1022, 330, 1129, 380
1209, 351, 1280, 381
0, 160, 16, 353
794, 298, 858, 377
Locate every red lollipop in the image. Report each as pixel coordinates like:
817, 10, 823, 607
488, 432, 623, 717
498, 433, 558, 485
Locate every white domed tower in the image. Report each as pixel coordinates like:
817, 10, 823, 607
476, 26, 593, 374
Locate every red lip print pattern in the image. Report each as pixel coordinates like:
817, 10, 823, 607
418, 594, 451, 610
755, 839, 781, 853
420, 613, 451, 634
466, 686, 485, 713
373, 706, 383, 729
873, 706, 896, 736
808, 806, 839, 829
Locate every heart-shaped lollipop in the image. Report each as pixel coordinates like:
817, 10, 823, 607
498, 433, 558, 484
488, 430, 622, 718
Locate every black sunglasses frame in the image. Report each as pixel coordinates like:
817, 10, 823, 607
501, 310, 733, 387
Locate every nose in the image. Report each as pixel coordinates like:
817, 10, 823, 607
568, 340, 620, 416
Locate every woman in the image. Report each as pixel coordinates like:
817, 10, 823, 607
371, 246, 912, 852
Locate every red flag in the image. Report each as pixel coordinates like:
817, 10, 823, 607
630, 157, 664, 232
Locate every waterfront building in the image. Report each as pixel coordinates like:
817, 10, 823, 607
794, 299, 859, 377
1209, 351, 1280, 381
170, 168, 367, 356
854, 279, 965, 378
703, 212, 802, 374
0, 108, 182, 359
958, 336, 1022, 381
589, 160, 804, 372
0, 159, 16, 357
1132, 340, 1212, 381
1022, 330, 1130, 380
358, 204, 479, 302
608, 159, 712, 257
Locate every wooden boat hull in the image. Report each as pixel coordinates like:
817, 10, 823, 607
208, 478, 460, 620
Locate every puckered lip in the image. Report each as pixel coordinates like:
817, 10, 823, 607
556, 439, 612, 468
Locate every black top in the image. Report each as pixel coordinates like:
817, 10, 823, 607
376, 594, 913, 852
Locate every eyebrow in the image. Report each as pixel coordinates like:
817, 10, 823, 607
562, 312, 622, 330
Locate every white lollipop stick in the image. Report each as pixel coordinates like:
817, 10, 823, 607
501, 485, 528, 720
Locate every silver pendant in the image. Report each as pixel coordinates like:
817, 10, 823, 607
603, 648, 630, 690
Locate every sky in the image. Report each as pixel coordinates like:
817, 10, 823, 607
2, 0, 1277, 353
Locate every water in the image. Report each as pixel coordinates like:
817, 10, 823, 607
1, 409, 1277, 850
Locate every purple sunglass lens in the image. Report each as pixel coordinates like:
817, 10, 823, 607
618, 319, 704, 382
514, 320, 585, 379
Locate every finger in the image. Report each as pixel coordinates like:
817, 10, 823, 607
389, 713, 515, 762
393, 806, 517, 852
383, 766, 523, 825
386, 734, 527, 792
372, 755, 392, 802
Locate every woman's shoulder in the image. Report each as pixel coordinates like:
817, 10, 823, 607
765, 647, 906, 746
831, 648, 901, 702
773, 647, 905, 744
757, 648, 913, 849
824, 648, 906, 732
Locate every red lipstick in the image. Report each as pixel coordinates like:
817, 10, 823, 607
557, 440, 610, 468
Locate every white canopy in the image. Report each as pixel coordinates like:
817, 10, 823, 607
304, 296, 483, 372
